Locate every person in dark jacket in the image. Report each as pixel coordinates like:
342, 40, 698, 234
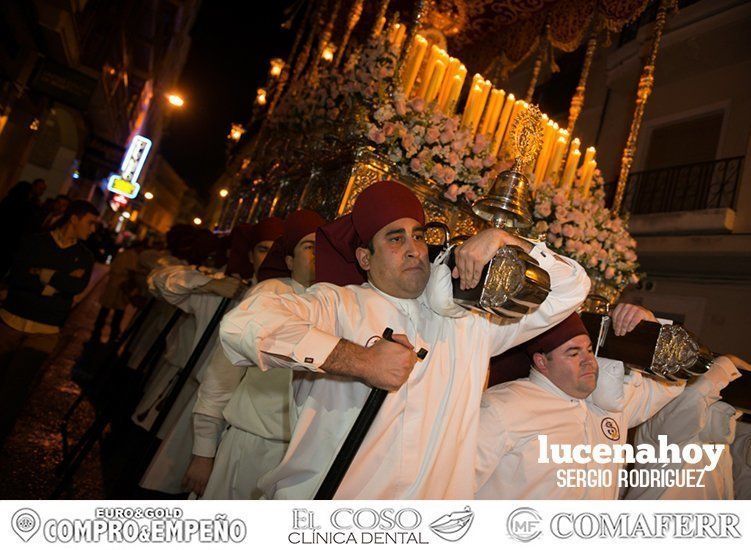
0, 200, 99, 442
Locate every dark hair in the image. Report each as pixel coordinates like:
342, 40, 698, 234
51, 200, 99, 229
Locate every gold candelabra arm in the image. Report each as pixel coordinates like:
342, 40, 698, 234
309, 0, 344, 85
566, 26, 598, 135
613, 0, 677, 214
334, 0, 364, 67
393, 0, 427, 94
370, 0, 391, 38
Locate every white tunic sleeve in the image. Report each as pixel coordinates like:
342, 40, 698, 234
192, 413, 226, 457
633, 356, 740, 439
485, 243, 591, 357
475, 388, 514, 491
156, 268, 215, 312
219, 282, 343, 372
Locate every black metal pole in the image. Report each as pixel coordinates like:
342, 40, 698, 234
147, 297, 232, 438
315, 328, 427, 499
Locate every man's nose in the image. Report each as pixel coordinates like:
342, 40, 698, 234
404, 236, 423, 258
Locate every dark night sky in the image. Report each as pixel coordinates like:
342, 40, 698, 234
160, 1, 297, 198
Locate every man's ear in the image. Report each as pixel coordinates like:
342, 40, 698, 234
532, 352, 548, 375
285, 255, 294, 271
355, 247, 371, 272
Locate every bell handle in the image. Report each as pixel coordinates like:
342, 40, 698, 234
424, 221, 451, 247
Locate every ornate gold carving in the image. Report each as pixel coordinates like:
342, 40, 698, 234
613, 0, 676, 214
507, 104, 544, 172
566, 31, 598, 135
652, 324, 698, 378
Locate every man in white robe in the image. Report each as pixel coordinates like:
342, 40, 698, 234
137, 218, 283, 494
626, 354, 747, 499
475, 304, 687, 499
220, 180, 590, 499
188, 210, 324, 498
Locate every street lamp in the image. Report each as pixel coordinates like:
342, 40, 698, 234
166, 93, 185, 107
193, 217, 202, 225
144, 191, 154, 200
256, 88, 267, 106
219, 188, 229, 198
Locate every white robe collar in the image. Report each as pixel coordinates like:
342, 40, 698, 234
529, 368, 586, 403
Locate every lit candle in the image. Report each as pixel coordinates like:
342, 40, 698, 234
544, 136, 568, 183
501, 99, 527, 155
425, 60, 446, 103
582, 146, 596, 169
481, 89, 505, 135
470, 79, 492, 135
442, 64, 467, 111
393, 24, 406, 51
437, 57, 460, 109
568, 137, 580, 157
461, 83, 482, 127
560, 148, 581, 191
581, 160, 597, 196
388, 23, 401, 44
533, 119, 557, 185
444, 74, 464, 113
402, 35, 428, 97
416, 45, 441, 98
491, 93, 515, 156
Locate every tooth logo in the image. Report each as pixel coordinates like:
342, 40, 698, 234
12, 508, 40, 542
429, 506, 474, 542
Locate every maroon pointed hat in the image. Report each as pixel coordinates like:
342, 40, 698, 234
225, 217, 284, 279
257, 210, 326, 282
524, 312, 590, 357
315, 180, 425, 286
488, 313, 590, 387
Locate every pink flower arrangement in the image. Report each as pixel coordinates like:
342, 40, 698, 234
272, 34, 500, 202
532, 173, 641, 292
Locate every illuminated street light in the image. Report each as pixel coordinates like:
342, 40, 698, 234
144, 191, 154, 200
269, 58, 284, 77
219, 188, 229, 198
256, 88, 267, 106
122, 211, 131, 219
166, 93, 185, 107
193, 217, 202, 225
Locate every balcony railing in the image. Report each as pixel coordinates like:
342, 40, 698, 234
603, 156, 744, 215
